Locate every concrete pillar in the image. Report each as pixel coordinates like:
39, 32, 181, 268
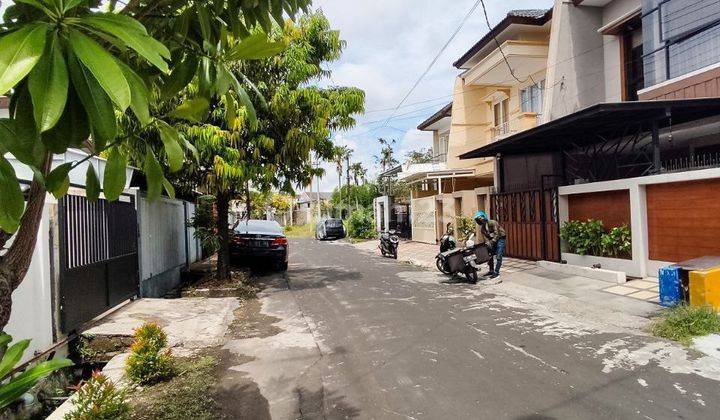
630, 184, 649, 277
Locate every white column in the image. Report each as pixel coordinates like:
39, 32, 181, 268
630, 184, 649, 277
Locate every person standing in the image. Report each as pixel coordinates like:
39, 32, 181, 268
473, 211, 506, 279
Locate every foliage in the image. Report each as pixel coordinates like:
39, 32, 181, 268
250, 191, 293, 219
600, 226, 632, 258
651, 305, 720, 345
559, 220, 632, 259
349, 162, 367, 185
374, 138, 398, 174
455, 216, 476, 243
284, 223, 315, 238
125, 323, 174, 385
330, 184, 379, 209
347, 209, 376, 239
405, 148, 434, 164
0, 333, 72, 409
64, 372, 130, 420
188, 196, 219, 257
560, 220, 608, 257
129, 356, 220, 420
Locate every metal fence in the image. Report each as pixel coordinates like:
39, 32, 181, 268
137, 195, 202, 297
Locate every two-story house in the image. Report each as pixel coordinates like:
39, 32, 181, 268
405, 9, 553, 244
460, 0, 720, 278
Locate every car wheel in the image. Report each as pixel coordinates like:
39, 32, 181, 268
278, 261, 289, 271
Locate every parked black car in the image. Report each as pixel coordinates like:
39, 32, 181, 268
230, 220, 288, 271
315, 218, 346, 240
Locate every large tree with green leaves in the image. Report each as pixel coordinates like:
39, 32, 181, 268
0, 0, 310, 330
170, 11, 364, 279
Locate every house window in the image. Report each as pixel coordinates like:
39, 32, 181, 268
520, 80, 545, 113
493, 98, 509, 127
642, 0, 720, 87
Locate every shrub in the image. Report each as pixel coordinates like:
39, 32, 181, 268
64, 372, 130, 420
601, 226, 632, 258
132, 323, 167, 351
347, 209, 377, 239
0, 333, 72, 410
125, 323, 174, 385
455, 216, 476, 243
651, 305, 720, 345
560, 219, 631, 258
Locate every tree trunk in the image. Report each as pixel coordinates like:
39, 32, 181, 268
216, 193, 231, 281
0, 180, 48, 330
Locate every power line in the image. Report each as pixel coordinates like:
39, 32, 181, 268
371, 0, 482, 135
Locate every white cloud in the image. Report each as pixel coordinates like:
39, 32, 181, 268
309, 0, 554, 193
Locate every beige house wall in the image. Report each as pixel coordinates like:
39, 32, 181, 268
543, 1, 605, 122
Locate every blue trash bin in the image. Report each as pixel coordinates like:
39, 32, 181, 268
659, 265, 682, 307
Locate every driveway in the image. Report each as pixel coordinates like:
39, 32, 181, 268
221, 238, 720, 419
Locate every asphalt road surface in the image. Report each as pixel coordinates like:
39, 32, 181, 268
222, 238, 720, 420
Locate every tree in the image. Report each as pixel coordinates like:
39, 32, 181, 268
350, 162, 367, 185
332, 145, 351, 208
405, 148, 434, 164
0, 0, 311, 330
176, 12, 364, 279
374, 138, 398, 173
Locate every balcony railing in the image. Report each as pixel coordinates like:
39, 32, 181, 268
491, 121, 517, 141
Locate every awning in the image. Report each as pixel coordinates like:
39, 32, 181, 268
459, 98, 720, 159
400, 168, 475, 184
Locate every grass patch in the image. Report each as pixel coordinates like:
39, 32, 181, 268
284, 223, 315, 238
651, 304, 720, 345
129, 355, 220, 420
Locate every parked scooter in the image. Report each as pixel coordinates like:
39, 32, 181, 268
436, 223, 457, 274
379, 230, 400, 259
435, 234, 491, 283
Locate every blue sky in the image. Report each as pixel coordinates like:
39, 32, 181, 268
311, 0, 554, 192
0, 0, 555, 192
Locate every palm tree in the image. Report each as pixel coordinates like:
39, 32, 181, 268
350, 162, 366, 185
332, 146, 351, 208
374, 138, 398, 173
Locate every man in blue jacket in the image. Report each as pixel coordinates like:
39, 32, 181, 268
474, 211, 507, 279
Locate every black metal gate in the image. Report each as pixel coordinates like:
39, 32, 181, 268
490, 187, 560, 262
58, 195, 139, 333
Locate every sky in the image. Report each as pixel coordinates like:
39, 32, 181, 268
0, 0, 555, 193
310, 0, 553, 192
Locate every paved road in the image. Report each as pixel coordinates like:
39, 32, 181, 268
222, 238, 720, 420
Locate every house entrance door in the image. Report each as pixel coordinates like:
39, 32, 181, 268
57, 195, 139, 332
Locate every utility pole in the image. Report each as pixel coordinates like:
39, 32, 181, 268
345, 155, 351, 217
316, 154, 321, 221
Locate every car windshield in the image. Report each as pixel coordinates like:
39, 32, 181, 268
234, 220, 283, 236
326, 219, 343, 227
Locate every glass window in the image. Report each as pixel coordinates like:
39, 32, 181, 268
669, 24, 720, 79
494, 99, 509, 126
520, 80, 544, 114
661, 0, 720, 41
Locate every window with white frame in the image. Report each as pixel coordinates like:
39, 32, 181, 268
493, 98, 509, 128
520, 80, 544, 114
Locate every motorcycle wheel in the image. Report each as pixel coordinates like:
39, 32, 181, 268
392, 249, 398, 259
436, 257, 451, 274
465, 270, 478, 284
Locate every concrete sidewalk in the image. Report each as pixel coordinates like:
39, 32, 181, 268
352, 239, 661, 326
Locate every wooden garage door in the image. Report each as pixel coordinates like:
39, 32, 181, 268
647, 179, 720, 262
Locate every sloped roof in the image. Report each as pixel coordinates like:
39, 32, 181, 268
417, 103, 453, 131
453, 8, 552, 69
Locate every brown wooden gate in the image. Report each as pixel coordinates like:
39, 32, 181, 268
490, 188, 560, 261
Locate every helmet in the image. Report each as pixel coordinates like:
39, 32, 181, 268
474, 211, 488, 221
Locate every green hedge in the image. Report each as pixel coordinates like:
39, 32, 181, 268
347, 209, 377, 239
560, 219, 631, 259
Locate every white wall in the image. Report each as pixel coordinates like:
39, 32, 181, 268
4, 200, 55, 363
559, 167, 720, 278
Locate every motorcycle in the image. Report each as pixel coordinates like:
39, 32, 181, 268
436, 223, 457, 274
435, 234, 491, 284
379, 230, 399, 259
